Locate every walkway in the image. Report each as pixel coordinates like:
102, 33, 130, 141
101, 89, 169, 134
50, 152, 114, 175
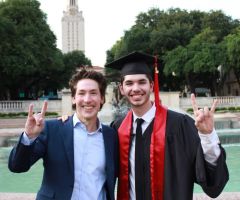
193, 192, 240, 199
0, 192, 240, 200
0, 118, 25, 129
0, 193, 35, 200
0, 118, 25, 137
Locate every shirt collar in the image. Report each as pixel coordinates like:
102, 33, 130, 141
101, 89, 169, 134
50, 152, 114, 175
73, 113, 102, 133
132, 103, 156, 123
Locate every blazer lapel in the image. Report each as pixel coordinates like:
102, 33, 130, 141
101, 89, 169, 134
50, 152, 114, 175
60, 116, 74, 174
102, 125, 112, 167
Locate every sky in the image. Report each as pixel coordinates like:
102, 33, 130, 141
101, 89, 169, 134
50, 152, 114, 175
39, 0, 240, 67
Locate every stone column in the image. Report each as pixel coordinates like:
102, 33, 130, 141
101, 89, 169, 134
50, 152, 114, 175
98, 84, 114, 124
160, 91, 180, 109
61, 88, 73, 116
151, 91, 180, 109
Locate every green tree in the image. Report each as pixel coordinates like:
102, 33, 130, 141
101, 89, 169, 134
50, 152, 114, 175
62, 50, 91, 86
164, 28, 225, 95
106, 8, 240, 94
0, 0, 64, 99
202, 10, 239, 42
0, 16, 16, 99
223, 28, 240, 88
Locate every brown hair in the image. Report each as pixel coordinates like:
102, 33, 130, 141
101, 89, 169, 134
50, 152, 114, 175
120, 73, 153, 85
69, 68, 107, 109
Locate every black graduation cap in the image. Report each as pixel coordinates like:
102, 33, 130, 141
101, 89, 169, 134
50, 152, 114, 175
105, 51, 159, 76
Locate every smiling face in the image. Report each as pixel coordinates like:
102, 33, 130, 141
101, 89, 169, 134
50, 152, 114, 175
72, 79, 104, 123
119, 74, 153, 113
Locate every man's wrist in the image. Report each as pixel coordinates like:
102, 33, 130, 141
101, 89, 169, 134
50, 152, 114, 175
198, 129, 221, 165
199, 129, 220, 144
21, 132, 37, 145
24, 130, 36, 140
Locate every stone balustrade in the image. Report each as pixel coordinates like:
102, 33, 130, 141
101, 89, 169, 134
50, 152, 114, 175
180, 96, 240, 110
0, 100, 61, 114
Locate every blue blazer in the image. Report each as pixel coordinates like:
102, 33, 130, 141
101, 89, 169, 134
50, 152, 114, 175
8, 116, 118, 200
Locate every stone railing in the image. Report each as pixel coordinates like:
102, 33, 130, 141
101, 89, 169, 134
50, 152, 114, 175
213, 96, 240, 106
0, 101, 23, 111
180, 96, 240, 111
0, 100, 61, 114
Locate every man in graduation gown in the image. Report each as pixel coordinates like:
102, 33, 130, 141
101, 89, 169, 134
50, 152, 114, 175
105, 51, 229, 200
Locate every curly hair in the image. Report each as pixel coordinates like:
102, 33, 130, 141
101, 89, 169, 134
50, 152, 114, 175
69, 68, 107, 109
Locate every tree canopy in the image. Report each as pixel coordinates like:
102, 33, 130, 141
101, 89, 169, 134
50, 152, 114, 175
223, 28, 240, 88
106, 8, 240, 95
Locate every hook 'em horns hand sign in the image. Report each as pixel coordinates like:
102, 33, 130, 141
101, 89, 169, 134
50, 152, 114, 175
191, 93, 218, 134
24, 101, 48, 139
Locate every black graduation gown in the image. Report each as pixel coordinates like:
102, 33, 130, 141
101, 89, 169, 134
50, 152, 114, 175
111, 109, 229, 200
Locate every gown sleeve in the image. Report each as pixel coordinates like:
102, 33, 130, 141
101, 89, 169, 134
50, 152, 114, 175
195, 141, 229, 197
180, 113, 229, 198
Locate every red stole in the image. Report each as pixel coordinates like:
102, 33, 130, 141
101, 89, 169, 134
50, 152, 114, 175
117, 105, 167, 200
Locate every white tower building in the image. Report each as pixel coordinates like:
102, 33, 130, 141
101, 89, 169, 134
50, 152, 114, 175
62, 0, 85, 53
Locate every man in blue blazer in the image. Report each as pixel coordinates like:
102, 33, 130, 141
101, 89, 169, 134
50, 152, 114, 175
9, 69, 118, 200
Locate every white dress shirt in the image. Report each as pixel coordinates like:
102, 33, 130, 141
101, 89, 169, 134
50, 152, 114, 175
71, 114, 106, 200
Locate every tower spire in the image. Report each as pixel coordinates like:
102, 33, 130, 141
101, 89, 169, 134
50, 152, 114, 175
67, 0, 79, 14
69, 0, 77, 6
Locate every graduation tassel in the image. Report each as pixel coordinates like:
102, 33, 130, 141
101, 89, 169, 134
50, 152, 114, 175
151, 54, 167, 200
154, 55, 161, 107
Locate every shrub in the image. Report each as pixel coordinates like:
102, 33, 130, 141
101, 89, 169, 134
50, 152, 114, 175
186, 106, 240, 113
0, 112, 59, 118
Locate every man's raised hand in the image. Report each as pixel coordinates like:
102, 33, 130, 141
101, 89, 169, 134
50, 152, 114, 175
191, 93, 218, 134
25, 101, 48, 139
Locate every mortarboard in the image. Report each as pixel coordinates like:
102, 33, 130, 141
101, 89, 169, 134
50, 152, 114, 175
105, 51, 159, 76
